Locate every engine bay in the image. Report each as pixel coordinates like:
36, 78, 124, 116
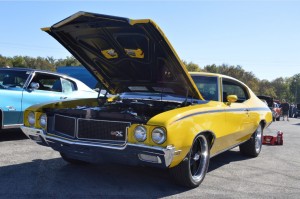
46, 98, 185, 123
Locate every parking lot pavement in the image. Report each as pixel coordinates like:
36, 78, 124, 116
0, 119, 300, 198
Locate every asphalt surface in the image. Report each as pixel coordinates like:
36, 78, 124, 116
0, 119, 300, 198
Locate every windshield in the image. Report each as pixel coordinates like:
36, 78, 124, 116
0, 70, 30, 89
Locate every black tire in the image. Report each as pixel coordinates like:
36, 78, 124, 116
60, 152, 88, 165
239, 124, 263, 157
0, 110, 3, 130
169, 134, 210, 188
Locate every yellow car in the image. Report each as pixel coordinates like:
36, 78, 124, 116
21, 12, 272, 188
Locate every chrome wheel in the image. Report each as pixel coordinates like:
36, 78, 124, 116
170, 134, 210, 188
189, 135, 209, 182
240, 124, 263, 157
254, 126, 262, 153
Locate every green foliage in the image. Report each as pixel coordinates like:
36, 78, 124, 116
0, 54, 298, 103
203, 64, 260, 93
202, 63, 297, 103
0, 55, 11, 66
257, 80, 277, 98
290, 74, 300, 103
182, 60, 201, 72
0, 54, 81, 71
55, 56, 82, 67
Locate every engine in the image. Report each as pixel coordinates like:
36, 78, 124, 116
46, 98, 183, 124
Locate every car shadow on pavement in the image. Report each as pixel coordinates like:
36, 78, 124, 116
0, 149, 253, 198
208, 150, 251, 173
0, 129, 27, 142
0, 158, 190, 198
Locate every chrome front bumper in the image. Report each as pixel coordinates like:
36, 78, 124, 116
21, 126, 175, 168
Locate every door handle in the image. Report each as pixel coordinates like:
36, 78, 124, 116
60, 97, 67, 100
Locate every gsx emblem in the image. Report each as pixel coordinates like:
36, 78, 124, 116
110, 131, 123, 137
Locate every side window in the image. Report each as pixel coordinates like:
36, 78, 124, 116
191, 75, 219, 101
0, 70, 29, 88
31, 73, 62, 92
222, 78, 249, 103
61, 78, 77, 93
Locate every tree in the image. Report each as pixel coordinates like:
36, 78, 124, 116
182, 60, 201, 72
203, 64, 218, 73
203, 64, 259, 93
257, 80, 277, 98
290, 74, 300, 103
46, 56, 56, 66
55, 56, 81, 67
0, 54, 298, 103
0, 54, 11, 67
11, 56, 26, 68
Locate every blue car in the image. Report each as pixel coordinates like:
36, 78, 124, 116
56, 66, 99, 89
0, 67, 98, 129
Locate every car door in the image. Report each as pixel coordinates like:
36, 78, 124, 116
21, 72, 68, 123
0, 69, 30, 126
222, 78, 252, 147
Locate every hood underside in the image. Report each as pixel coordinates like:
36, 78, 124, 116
43, 11, 202, 99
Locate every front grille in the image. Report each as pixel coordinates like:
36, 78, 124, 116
77, 119, 129, 142
53, 114, 76, 137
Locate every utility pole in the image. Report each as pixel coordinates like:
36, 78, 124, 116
294, 78, 298, 103
296, 80, 298, 103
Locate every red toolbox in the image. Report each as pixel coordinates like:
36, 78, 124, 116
262, 131, 283, 145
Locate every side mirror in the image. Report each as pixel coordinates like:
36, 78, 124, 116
226, 95, 238, 105
29, 82, 39, 90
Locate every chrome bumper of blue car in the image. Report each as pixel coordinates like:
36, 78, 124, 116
21, 126, 175, 168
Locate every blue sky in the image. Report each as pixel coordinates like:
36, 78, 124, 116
0, 0, 299, 81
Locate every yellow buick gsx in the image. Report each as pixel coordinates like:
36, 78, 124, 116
21, 12, 272, 188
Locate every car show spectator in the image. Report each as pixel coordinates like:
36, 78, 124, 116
280, 99, 290, 121
289, 104, 297, 118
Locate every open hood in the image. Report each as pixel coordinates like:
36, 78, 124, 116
43, 11, 202, 99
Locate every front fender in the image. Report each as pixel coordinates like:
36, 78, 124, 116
147, 101, 225, 168
24, 98, 98, 112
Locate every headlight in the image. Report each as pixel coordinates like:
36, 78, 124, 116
28, 112, 35, 126
39, 113, 47, 128
152, 127, 166, 144
134, 125, 147, 142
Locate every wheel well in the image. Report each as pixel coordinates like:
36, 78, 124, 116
260, 120, 266, 129
200, 131, 215, 149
